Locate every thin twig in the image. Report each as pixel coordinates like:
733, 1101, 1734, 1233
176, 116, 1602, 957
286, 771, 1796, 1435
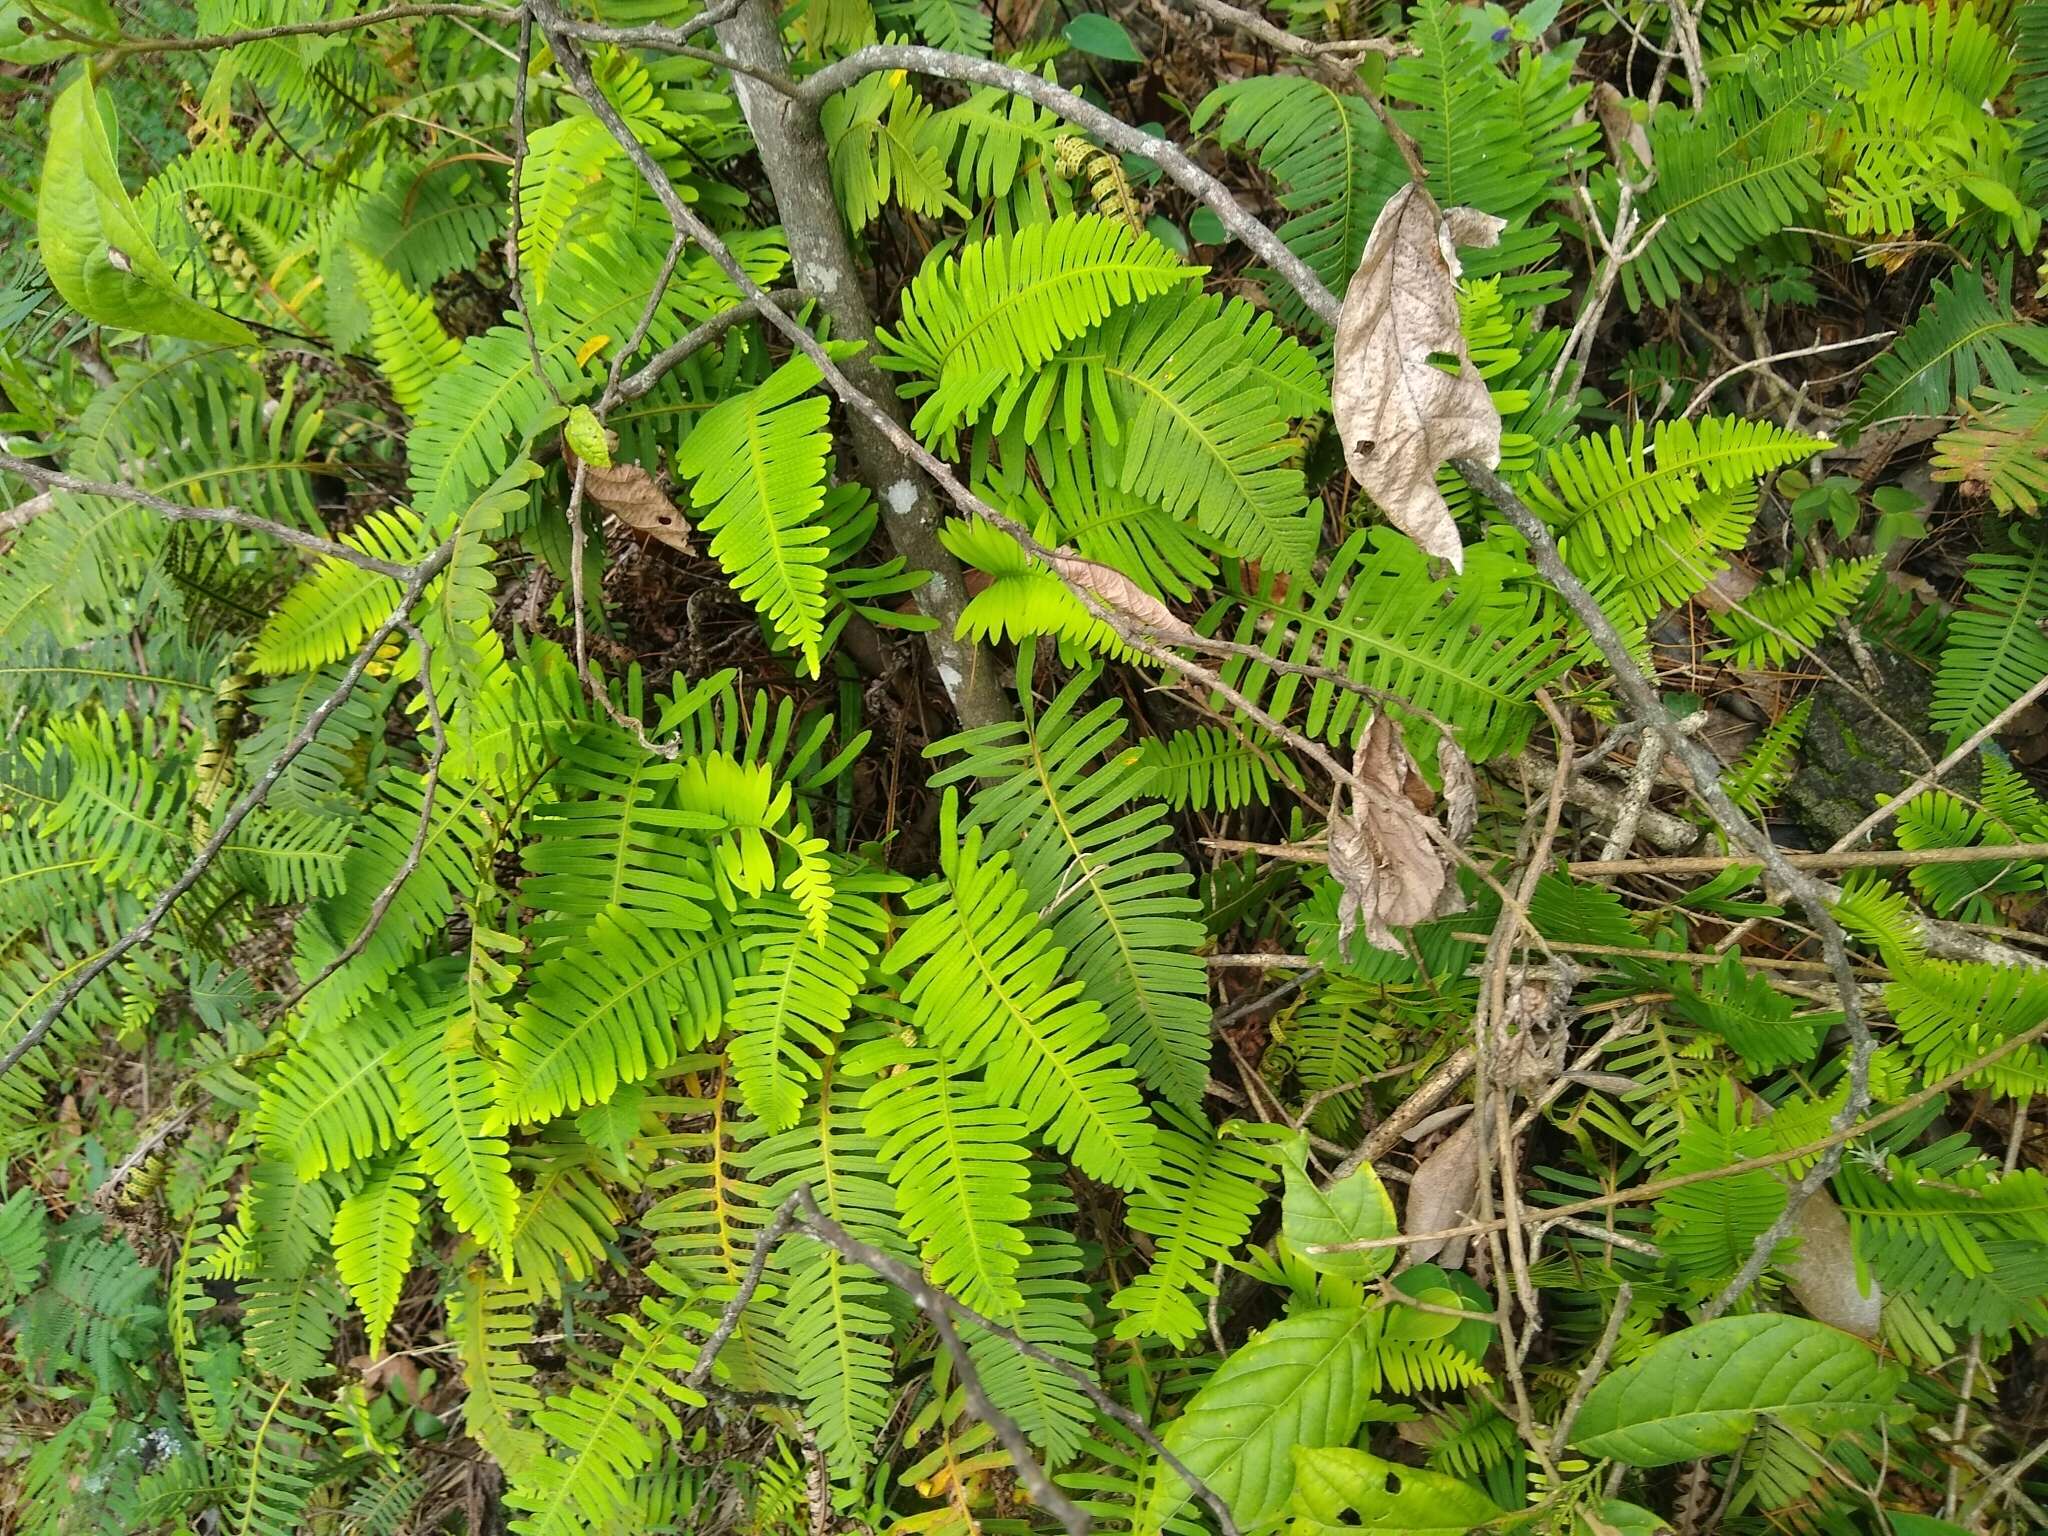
1570, 839, 2048, 877
0, 453, 414, 578
1549, 1282, 1632, 1460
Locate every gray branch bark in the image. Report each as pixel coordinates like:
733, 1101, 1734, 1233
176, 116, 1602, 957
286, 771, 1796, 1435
714, 0, 1010, 730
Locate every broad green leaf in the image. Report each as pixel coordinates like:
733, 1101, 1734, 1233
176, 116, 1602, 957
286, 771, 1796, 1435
1569, 1314, 1903, 1466
1575, 1500, 1673, 1536
1146, 1306, 1377, 1528
563, 405, 611, 468
1062, 12, 1142, 60
1282, 1145, 1398, 1280
0, 0, 117, 64
1287, 1446, 1502, 1535
36, 76, 256, 345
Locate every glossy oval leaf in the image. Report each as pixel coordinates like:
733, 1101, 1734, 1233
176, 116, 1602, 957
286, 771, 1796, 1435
1282, 1145, 1398, 1279
1570, 1314, 1904, 1467
1287, 1446, 1502, 1535
37, 75, 255, 345
1146, 1306, 1377, 1528
1062, 12, 1142, 61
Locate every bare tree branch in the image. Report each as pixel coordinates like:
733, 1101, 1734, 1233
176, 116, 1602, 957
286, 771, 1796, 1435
0, 452, 417, 579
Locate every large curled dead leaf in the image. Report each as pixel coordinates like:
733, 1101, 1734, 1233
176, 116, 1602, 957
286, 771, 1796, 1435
578, 457, 695, 553
1047, 551, 1200, 645
1401, 1119, 1481, 1268
1328, 714, 1464, 956
1330, 185, 1505, 572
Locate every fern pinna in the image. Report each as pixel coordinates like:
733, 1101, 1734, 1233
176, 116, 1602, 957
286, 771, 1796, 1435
3, 0, 2047, 1533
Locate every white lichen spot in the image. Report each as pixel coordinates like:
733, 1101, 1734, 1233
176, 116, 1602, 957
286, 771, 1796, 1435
883, 479, 918, 516
938, 661, 965, 693
812, 264, 840, 295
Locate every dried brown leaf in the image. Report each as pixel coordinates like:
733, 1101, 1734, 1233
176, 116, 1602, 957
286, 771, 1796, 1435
1329, 714, 1461, 956
1782, 1181, 1882, 1337
1046, 552, 1200, 645
1331, 184, 1505, 572
1401, 1119, 1481, 1267
583, 461, 694, 553
1440, 738, 1478, 843
1594, 82, 1654, 180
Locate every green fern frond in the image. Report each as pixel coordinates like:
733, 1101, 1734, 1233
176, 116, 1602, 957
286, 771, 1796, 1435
1887, 952, 2048, 1099
879, 213, 1199, 441
1708, 556, 1879, 668
1530, 415, 1828, 561
254, 1008, 408, 1179
1134, 724, 1297, 814
331, 1152, 425, 1357
394, 988, 521, 1260
1725, 698, 1812, 814
1933, 387, 2048, 514
1931, 545, 2048, 750
1204, 527, 1559, 760
856, 1032, 1033, 1316
250, 505, 427, 674
727, 874, 893, 1132
1194, 75, 1406, 332
1111, 1109, 1273, 1344
997, 293, 1326, 568
889, 803, 1158, 1187
825, 73, 962, 231
503, 911, 742, 1125
449, 1266, 545, 1473
1850, 264, 2048, 431
931, 666, 1212, 1110
504, 1291, 705, 1536
676, 354, 834, 675
350, 245, 460, 417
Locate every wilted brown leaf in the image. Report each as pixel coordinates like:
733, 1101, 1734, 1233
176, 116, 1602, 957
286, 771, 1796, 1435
1331, 184, 1505, 572
1594, 82, 1654, 180
583, 461, 694, 553
1402, 1119, 1481, 1268
1329, 714, 1463, 956
1047, 552, 1200, 645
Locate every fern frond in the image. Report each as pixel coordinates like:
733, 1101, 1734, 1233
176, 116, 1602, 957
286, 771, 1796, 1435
1931, 546, 2048, 750
332, 1152, 425, 1357
1850, 264, 2048, 431
1134, 724, 1298, 813
1110, 1109, 1272, 1344
394, 989, 521, 1259
1887, 953, 2048, 1099
889, 809, 1158, 1187
1708, 556, 1879, 668
858, 1035, 1033, 1316
676, 354, 834, 675
350, 245, 460, 417
728, 874, 892, 1131
1204, 527, 1559, 760
503, 912, 742, 1125
879, 214, 1199, 440
1933, 387, 2048, 514
504, 1291, 704, 1536
250, 505, 427, 674
932, 667, 1212, 1110
449, 1266, 545, 1473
